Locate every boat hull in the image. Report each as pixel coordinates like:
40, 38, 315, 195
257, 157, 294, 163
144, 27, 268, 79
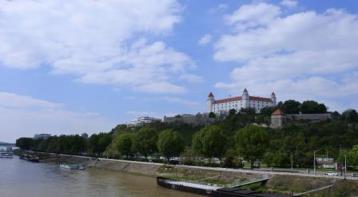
157, 177, 214, 196
157, 177, 290, 197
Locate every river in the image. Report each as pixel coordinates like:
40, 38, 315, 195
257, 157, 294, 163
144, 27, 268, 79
0, 157, 198, 197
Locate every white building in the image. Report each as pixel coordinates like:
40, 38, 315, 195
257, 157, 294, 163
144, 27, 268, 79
127, 116, 161, 126
208, 89, 276, 113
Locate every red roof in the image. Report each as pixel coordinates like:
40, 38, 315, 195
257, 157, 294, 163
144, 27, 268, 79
249, 96, 272, 102
213, 95, 272, 104
214, 96, 242, 104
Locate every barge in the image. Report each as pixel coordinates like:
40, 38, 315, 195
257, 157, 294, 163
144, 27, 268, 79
157, 177, 290, 197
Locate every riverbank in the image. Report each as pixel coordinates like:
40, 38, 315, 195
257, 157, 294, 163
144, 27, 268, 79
18, 151, 358, 196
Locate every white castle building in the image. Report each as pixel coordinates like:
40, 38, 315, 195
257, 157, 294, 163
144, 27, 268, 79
207, 89, 276, 113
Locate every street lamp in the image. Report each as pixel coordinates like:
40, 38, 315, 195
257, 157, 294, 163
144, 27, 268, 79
313, 150, 316, 175
344, 154, 347, 179
313, 149, 320, 175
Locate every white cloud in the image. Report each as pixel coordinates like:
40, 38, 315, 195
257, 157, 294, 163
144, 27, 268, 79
179, 74, 204, 83
209, 4, 229, 14
0, 91, 114, 142
281, 0, 298, 8
198, 34, 213, 45
160, 96, 200, 107
0, 0, 195, 94
214, 3, 358, 111
224, 2, 281, 30
0, 92, 62, 110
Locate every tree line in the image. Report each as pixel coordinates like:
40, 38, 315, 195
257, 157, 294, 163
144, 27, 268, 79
16, 99, 358, 169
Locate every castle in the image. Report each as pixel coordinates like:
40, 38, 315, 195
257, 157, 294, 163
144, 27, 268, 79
207, 89, 276, 113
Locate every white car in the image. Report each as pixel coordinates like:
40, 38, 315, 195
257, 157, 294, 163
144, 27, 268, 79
325, 172, 338, 176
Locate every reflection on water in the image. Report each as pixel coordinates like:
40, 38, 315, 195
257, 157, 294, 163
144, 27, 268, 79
0, 157, 198, 197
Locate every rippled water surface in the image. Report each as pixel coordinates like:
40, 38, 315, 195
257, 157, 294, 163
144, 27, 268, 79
0, 157, 198, 197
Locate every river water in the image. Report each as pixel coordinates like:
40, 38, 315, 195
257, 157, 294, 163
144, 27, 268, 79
0, 157, 198, 197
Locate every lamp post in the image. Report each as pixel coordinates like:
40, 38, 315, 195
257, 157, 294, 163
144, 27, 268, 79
313, 151, 316, 175
313, 149, 320, 175
344, 155, 347, 179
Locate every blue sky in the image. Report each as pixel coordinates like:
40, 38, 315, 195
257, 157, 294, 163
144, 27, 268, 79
1, 0, 358, 142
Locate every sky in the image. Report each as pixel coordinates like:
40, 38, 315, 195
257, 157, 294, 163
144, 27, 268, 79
1, 0, 358, 142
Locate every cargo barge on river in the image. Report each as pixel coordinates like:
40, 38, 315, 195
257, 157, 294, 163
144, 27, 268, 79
157, 177, 290, 197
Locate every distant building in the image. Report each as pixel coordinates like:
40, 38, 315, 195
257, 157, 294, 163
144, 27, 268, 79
127, 116, 161, 126
316, 157, 336, 169
33, 134, 51, 140
208, 89, 276, 114
271, 109, 332, 128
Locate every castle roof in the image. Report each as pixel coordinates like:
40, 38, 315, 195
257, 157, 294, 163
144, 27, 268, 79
249, 96, 273, 102
214, 96, 272, 104
214, 96, 242, 104
208, 92, 214, 97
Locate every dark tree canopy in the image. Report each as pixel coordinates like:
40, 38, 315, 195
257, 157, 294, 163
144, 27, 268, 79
301, 100, 327, 114
208, 112, 216, 118
280, 100, 301, 114
260, 106, 276, 116
16, 138, 34, 150
88, 133, 112, 155
342, 109, 358, 122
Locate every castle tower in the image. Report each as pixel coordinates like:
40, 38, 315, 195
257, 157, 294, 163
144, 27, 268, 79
271, 108, 285, 128
271, 92, 277, 105
207, 92, 215, 112
242, 88, 249, 108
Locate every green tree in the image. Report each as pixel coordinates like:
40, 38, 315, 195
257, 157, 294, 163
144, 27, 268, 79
260, 107, 276, 116
301, 100, 327, 114
88, 133, 112, 156
235, 125, 269, 168
338, 145, 358, 167
16, 138, 34, 150
157, 129, 184, 162
342, 109, 358, 122
115, 133, 134, 159
281, 100, 301, 114
134, 127, 158, 159
192, 125, 227, 161
208, 112, 216, 118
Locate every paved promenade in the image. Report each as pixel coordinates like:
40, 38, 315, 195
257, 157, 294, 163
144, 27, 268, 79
45, 152, 358, 181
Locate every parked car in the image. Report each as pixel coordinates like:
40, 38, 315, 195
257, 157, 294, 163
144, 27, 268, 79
352, 173, 358, 177
325, 172, 338, 176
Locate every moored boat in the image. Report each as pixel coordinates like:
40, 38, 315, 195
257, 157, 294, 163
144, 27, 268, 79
157, 177, 290, 197
157, 176, 219, 195
60, 163, 85, 170
0, 152, 13, 158
19, 154, 40, 162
